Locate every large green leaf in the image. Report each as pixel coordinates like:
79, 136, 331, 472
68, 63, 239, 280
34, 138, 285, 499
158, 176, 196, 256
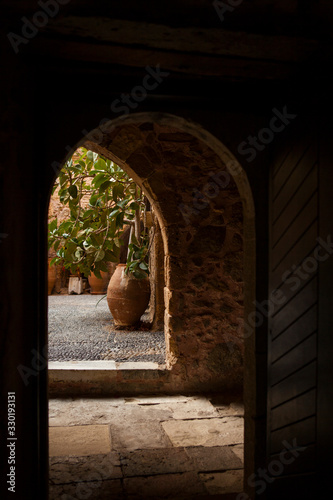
93, 173, 109, 188
112, 183, 124, 202
48, 219, 58, 232
82, 209, 95, 219
94, 158, 107, 171
68, 185, 78, 198
89, 193, 99, 206
109, 208, 120, 218
60, 221, 73, 231
59, 188, 68, 202
100, 180, 112, 192
117, 198, 128, 209
116, 212, 124, 227
94, 249, 105, 262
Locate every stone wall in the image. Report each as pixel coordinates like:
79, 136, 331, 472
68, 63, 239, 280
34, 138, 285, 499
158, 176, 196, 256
85, 121, 244, 391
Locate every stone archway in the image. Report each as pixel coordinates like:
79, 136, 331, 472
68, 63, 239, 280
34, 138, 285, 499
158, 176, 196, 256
70, 112, 256, 395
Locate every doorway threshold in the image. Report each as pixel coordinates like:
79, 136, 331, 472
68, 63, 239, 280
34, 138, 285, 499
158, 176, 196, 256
48, 360, 170, 397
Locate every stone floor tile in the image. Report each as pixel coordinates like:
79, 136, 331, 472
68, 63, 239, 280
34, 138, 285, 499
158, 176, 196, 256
162, 417, 244, 447
110, 421, 172, 451
48, 396, 219, 428
49, 453, 122, 483
209, 400, 245, 418
120, 396, 219, 421
124, 471, 207, 499
49, 425, 111, 456
184, 446, 243, 471
49, 478, 123, 500
49, 397, 174, 426
199, 470, 244, 495
120, 448, 194, 477
168, 397, 220, 420
49, 398, 123, 424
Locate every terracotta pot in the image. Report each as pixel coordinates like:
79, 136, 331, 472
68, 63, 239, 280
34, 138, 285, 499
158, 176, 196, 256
107, 264, 150, 326
48, 258, 56, 295
88, 271, 109, 294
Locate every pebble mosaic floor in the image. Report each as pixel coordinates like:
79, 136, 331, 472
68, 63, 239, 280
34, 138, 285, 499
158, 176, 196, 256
48, 295, 166, 364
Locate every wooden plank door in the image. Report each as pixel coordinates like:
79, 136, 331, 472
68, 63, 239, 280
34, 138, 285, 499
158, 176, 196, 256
266, 126, 319, 498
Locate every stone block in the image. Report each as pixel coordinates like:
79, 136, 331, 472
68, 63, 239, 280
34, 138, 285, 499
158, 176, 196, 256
49, 479, 123, 500
110, 421, 172, 451
49, 453, 122, 483
210, 399, 245, 417
167, 396, 219, 419
184, 445, 243, 471
49, 425, 111, 456
120, 448, 194, 477
199, 470, 244, 495
124, 471, 207, 499
49, 397, 175, 427
162, 417, 243, 447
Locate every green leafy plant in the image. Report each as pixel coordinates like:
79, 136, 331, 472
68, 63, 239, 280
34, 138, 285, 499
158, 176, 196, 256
48, 148, 151, 279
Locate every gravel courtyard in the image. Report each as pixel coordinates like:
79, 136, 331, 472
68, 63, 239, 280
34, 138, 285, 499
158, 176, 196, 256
48, 295, 166, 364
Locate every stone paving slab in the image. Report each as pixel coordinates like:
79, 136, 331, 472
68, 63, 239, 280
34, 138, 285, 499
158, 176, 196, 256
209, 398, 245, 417
49, 425, 111, 456
49, 397, 124, 419
199, 470, 244, 495
49, 396, 245, 498
124, 471, 208, 499
162, 417, 244, 447
184, 446, 243, 471
49, 398, 175, 426
120, 448, 194, 477
167, 397, 220, 419
49, 478, 123, 500
48, 395, 219, 428
49, 453, 122, 483
110, 421, 172, 451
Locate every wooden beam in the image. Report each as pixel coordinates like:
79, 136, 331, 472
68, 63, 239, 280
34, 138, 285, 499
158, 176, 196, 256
25, 36, 296, 81
41, 17, 319, 63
